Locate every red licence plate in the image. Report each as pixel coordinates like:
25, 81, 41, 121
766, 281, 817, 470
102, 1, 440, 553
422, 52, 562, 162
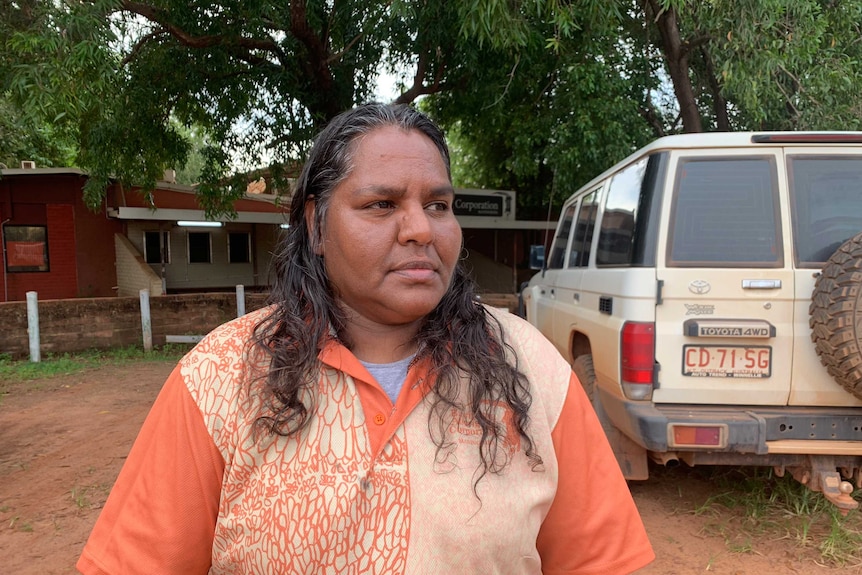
682, 345, 772, 378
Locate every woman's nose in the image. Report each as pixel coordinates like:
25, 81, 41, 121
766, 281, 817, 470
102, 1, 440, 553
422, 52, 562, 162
397, 204, 433, 245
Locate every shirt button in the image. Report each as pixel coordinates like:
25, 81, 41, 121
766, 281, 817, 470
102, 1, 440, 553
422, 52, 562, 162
373, 413, 386, 425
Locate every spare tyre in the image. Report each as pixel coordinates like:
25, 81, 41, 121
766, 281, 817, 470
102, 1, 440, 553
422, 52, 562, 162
809, 231, 862, 400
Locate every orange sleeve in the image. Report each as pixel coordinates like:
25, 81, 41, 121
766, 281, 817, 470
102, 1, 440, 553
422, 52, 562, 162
536, 372, 655, 575
77, 366, 225, 575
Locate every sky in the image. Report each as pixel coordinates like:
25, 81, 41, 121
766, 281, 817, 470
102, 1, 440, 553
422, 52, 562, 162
373, 66, 404, 103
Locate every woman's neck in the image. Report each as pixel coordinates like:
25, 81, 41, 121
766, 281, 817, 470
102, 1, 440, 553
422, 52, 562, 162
340, 313, 422, 363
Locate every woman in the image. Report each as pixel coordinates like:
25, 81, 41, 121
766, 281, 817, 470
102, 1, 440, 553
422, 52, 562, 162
78, 103, 654, 574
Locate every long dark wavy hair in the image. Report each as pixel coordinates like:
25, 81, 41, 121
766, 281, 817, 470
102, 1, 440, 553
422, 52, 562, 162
250, 103, 541, 479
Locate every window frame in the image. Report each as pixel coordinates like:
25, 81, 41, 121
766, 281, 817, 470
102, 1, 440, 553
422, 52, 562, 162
144, 230, 171, 265
546, 204, 576, 270
567, 188, 601, 269
3, 224, 50, 273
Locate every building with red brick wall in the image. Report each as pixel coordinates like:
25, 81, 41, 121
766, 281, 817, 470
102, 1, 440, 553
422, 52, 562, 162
0, 168, 288, 302
0, 169, 127, 302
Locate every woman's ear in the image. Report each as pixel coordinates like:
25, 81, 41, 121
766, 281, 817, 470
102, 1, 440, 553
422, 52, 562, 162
304, 197, 324, 256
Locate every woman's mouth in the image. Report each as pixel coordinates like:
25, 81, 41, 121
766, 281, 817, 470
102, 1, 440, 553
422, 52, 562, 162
392, 261, 437, 281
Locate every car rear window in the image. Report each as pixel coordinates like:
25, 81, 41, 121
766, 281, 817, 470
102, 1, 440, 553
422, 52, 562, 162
788, 156, 862, 266
667, 156, 782, 267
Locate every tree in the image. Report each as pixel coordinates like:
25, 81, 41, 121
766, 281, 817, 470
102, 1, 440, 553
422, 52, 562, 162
427, 3, 667, 214
431, 0, 862, 215
426, 20, 657, 217
4, 0, 507, 215
4, 0, 862, 218
2, 0, 617, 216
0, 0, 78, 167
638, 0, 862, 132
0, 94, 77, 168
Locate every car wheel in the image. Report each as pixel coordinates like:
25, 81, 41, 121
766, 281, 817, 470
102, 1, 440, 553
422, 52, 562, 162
571, 354, 649, 480
809, 231, 862, 400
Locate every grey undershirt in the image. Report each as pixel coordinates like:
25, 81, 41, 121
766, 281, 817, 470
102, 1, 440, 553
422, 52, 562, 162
360, 354, 415, 403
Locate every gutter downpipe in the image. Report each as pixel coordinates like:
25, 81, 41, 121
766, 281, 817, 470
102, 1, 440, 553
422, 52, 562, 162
1, 218, 9, 302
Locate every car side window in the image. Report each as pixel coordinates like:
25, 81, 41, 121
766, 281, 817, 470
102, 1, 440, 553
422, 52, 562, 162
567, 189, 600, 268
667, 156, 782, 267
547, 203, 576, 269
597, 159, 646, 266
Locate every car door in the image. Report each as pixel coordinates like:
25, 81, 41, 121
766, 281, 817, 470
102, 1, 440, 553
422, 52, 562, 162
526, 202, 577, 358
653, 148, 795, 406
786, 148, 862, 406
551, 187, 602, 355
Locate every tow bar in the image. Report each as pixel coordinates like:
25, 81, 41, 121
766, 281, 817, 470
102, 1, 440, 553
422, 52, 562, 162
817, 471, 858, 516
776, 457, 859, 516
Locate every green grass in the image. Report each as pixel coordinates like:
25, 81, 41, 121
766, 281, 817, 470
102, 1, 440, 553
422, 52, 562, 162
69, 482, 113, 512
692, 466, 862, 567
0, 344, 191, 383
70, 486, 91, 510
8, 516, 33, 532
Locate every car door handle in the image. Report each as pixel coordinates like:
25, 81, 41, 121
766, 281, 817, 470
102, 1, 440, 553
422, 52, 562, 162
742, 279, 782, 289
573, 293, 580, 302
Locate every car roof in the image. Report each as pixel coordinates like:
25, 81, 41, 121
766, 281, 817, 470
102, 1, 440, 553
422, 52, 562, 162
570, 131, 862, 202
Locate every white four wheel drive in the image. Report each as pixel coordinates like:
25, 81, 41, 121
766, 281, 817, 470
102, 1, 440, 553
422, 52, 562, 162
521, 132, 862, 513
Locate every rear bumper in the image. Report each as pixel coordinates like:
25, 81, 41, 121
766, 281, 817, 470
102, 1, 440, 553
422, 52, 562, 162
598, 388, 862, 455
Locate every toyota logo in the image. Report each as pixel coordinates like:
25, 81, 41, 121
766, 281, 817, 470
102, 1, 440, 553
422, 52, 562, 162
689, 280, 711, 295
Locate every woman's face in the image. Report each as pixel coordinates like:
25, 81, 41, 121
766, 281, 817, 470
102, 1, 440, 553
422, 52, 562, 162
309, 125, 462, 328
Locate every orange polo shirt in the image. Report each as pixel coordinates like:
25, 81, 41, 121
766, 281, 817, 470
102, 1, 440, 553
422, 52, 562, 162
78, 306, 654, 574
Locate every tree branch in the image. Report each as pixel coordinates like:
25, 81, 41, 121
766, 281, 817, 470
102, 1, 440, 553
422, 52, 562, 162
325, 0, 394, 65
288, 0, 340, 117
485, 54, 520, 109
121, 28, 167, 66
393, 46, 451, 104
121, 1, 280, 53
639, 100, 666, 137
680, 33, 711, 57
326, 29, 364, 65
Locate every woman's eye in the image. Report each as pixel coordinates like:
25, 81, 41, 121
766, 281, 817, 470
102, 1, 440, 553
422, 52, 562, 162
427, 201, 450, 212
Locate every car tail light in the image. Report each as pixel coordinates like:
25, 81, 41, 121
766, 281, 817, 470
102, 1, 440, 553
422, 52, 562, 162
669, 424, 726, 448
621, 321, 655, 400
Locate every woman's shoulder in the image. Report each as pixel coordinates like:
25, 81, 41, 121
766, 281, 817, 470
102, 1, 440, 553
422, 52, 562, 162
482, 305, 562, 361
194, 305, 276, 356
177, 305, 275, 411
482, 305, 572, 419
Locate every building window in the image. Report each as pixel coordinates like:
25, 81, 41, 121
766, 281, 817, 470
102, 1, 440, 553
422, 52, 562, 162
4, 225, 49, 272
188, 232, 212, 263
144, 231, 170, 264
228, 232, 251, 263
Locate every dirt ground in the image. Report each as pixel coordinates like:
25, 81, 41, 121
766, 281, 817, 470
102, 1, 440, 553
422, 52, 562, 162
1, 361, 860, 575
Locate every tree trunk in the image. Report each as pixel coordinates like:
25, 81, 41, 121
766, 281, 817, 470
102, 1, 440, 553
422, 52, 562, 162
700, 47, 730, 131
647, 0, 702, 133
